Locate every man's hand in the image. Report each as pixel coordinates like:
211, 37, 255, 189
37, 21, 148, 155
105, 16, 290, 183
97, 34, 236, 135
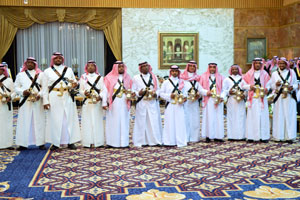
6, 96, 11, 102
250, 85, 256, 91
72, 82, 78, 89
206, 91, 212, 97
23, 90, 31, 96
36, 95, 41, 101
152, 92, 157, 98
139, 89, 146, 96
96, 96, 102, 101
276, 80, 282, 87
288, 86, 293, 92
264, 88, 268, 95
229, 88, 235, 95
84, 90, 90, 97
102, 106, 108, 110
44, 104, 50, 110
171, 93, 176, 99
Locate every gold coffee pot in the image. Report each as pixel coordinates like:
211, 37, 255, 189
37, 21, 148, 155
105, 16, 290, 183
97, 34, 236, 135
89, 89, 98, 104
231, 86, 243, 102
125, 88, 136, 101
143, 87, 154, 101
0, 91, 8, 103
28, 88, 38, 102
211, 84, 217, 99
281, 82, 289, 99
253, 85, 265, 98
259, 86, 265, 98
171, 90, 179, 104
187, 88, 197, 102
178, 93, 185, 104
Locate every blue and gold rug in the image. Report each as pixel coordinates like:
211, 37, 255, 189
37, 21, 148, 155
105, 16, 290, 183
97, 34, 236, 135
0, 109, 299, 200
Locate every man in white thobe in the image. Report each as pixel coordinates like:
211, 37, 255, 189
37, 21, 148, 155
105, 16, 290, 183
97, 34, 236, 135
0, 64, 14, 149
223, 64, 246, 141
242, 58, 271, 143
270, 58, 297, 143
42, 52, 81, 150
15, 57, 46, 150
79, 60, 107, 148
199, 63, 224, 142
104, 61, 133, 148
181, 61, 207, 143
132, 61, 162, 147
160, 65, 187, 147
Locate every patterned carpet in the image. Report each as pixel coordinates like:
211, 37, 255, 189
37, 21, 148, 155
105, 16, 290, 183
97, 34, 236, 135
0, 107, 299, 200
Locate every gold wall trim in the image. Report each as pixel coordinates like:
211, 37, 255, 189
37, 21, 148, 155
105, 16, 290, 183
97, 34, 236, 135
0, 0, 284, 8
235, 22, 300, 28
283, 0, 300, 6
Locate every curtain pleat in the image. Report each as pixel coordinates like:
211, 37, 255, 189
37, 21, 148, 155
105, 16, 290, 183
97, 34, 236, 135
0, 7, 122, 61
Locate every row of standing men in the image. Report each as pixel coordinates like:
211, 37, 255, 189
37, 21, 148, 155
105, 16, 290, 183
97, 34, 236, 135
0, 53, 299, 150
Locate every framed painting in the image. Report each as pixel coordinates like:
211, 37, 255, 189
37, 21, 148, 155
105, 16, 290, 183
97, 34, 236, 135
158, 32, 199, 69
247, 38, 267, 63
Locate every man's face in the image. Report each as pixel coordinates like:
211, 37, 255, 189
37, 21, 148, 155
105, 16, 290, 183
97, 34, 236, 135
289, 60, 295, 67
118, 64, 125, 74
278, 60, 287, 71
188, 64, 196, 73
87, 63, 96, 73
26, 61, 35, 70
209, 65, 216, 74
0, 68, 4, 76
53, 56, 63, 66
231, 66, 239, 75
254, 61, 262, 70
140, 64, 149, 74
170, 69, 179, 77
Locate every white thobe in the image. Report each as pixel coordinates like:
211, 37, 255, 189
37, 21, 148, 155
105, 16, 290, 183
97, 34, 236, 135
105, 75, 130, 147
270, 69, 297, 141
132, 73, 162, 147
183, 73, 207, 142
79, 73, 107, 147
242, 71, 270, 141
0, 75, 14, 149
201, 75, 225, 140
42, 65, 81, 147
160, 77, 187, 147
223, 75, 246, 140
15, 70, 45, 147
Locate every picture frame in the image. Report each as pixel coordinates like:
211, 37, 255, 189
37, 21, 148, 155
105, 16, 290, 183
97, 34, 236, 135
158, 32, 199, 69
247, 38, 267, 64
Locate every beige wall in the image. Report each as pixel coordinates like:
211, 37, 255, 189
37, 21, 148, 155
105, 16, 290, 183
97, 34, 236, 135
234, 2, 300, 72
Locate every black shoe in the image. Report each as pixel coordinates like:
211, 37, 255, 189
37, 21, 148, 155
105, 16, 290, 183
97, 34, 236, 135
286, 140, 293, 144
228, 139, 234, 141
6, 147, 15, 150
39, 145, 46, 150
261, 140, 269, 143
247, 140, 254, 143
205, 138, 211, 143
68, 144, 77, 150
50, 145, 59, 150
17, 146, 28, 151
214, 139, 225, 142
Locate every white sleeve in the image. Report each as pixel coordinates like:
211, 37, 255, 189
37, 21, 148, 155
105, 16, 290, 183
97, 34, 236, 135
159, 81, 171, 102
99, 77, 108, 106
42, 71, 49, 105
